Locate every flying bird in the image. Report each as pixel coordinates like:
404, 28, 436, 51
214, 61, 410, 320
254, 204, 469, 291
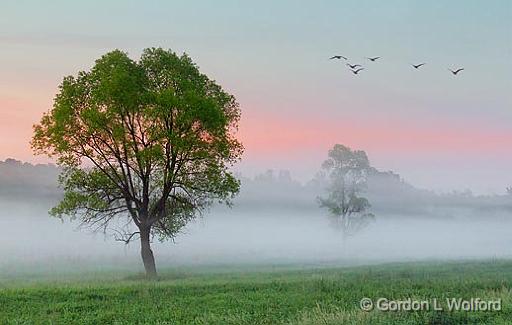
329, 55, 348, 60
350, 68, 364, 75
412, 63, 426, 69
449, 68, 464, 75
346, 63, 362, 69
367, 57, 380, 62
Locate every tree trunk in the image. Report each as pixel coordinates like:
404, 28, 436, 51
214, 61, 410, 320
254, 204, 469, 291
341, 215, 348, 255
140, 227, 157, 279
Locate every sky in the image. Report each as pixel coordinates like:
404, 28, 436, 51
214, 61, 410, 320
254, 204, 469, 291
0, 0, 511, 194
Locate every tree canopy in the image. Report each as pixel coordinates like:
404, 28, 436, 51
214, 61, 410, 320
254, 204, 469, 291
318, 144, 374, 238
32, 48, 243, 277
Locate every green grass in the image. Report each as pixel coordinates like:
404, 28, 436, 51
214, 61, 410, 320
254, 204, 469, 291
1, 260, 511, 324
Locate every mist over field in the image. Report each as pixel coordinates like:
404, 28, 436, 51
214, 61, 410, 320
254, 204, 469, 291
1, 159, 511, 276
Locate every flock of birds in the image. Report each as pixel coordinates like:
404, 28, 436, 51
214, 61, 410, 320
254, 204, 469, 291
329, 55, 464, 76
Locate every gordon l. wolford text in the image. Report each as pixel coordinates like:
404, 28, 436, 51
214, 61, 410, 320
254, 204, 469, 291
361, 297, 502, 312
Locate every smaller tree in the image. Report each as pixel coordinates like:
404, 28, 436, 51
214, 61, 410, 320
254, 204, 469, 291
317, 144, 374, 241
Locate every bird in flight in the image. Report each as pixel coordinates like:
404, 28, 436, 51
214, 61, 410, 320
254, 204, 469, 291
367, 56, 380, 62
329, 55, 348, 60
346, 63, 362, 69
449, 68, 464, 75
412, 63, 426, 69
351, 68, 364, 75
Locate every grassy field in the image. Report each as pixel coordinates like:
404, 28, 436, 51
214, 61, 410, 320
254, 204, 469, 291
1, 260, 511, 324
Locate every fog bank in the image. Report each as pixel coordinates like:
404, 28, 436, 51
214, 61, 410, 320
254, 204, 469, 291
1, 160, 512, 275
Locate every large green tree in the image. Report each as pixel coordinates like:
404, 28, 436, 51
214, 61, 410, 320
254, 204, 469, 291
32, 48, 243, 277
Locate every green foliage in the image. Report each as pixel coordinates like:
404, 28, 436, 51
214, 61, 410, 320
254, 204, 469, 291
318, 144, 373, 236
1, 260, 511, 324
32, 48, 243, 241
318, 144, 371, 216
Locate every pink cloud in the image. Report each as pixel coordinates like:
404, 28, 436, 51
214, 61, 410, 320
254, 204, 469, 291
239, 110, 512, 160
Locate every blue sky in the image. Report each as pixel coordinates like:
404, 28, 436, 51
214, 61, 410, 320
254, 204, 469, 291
1, 1, 511, 193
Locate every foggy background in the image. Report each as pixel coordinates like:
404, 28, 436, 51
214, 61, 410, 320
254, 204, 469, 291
1, 158, 512, 276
